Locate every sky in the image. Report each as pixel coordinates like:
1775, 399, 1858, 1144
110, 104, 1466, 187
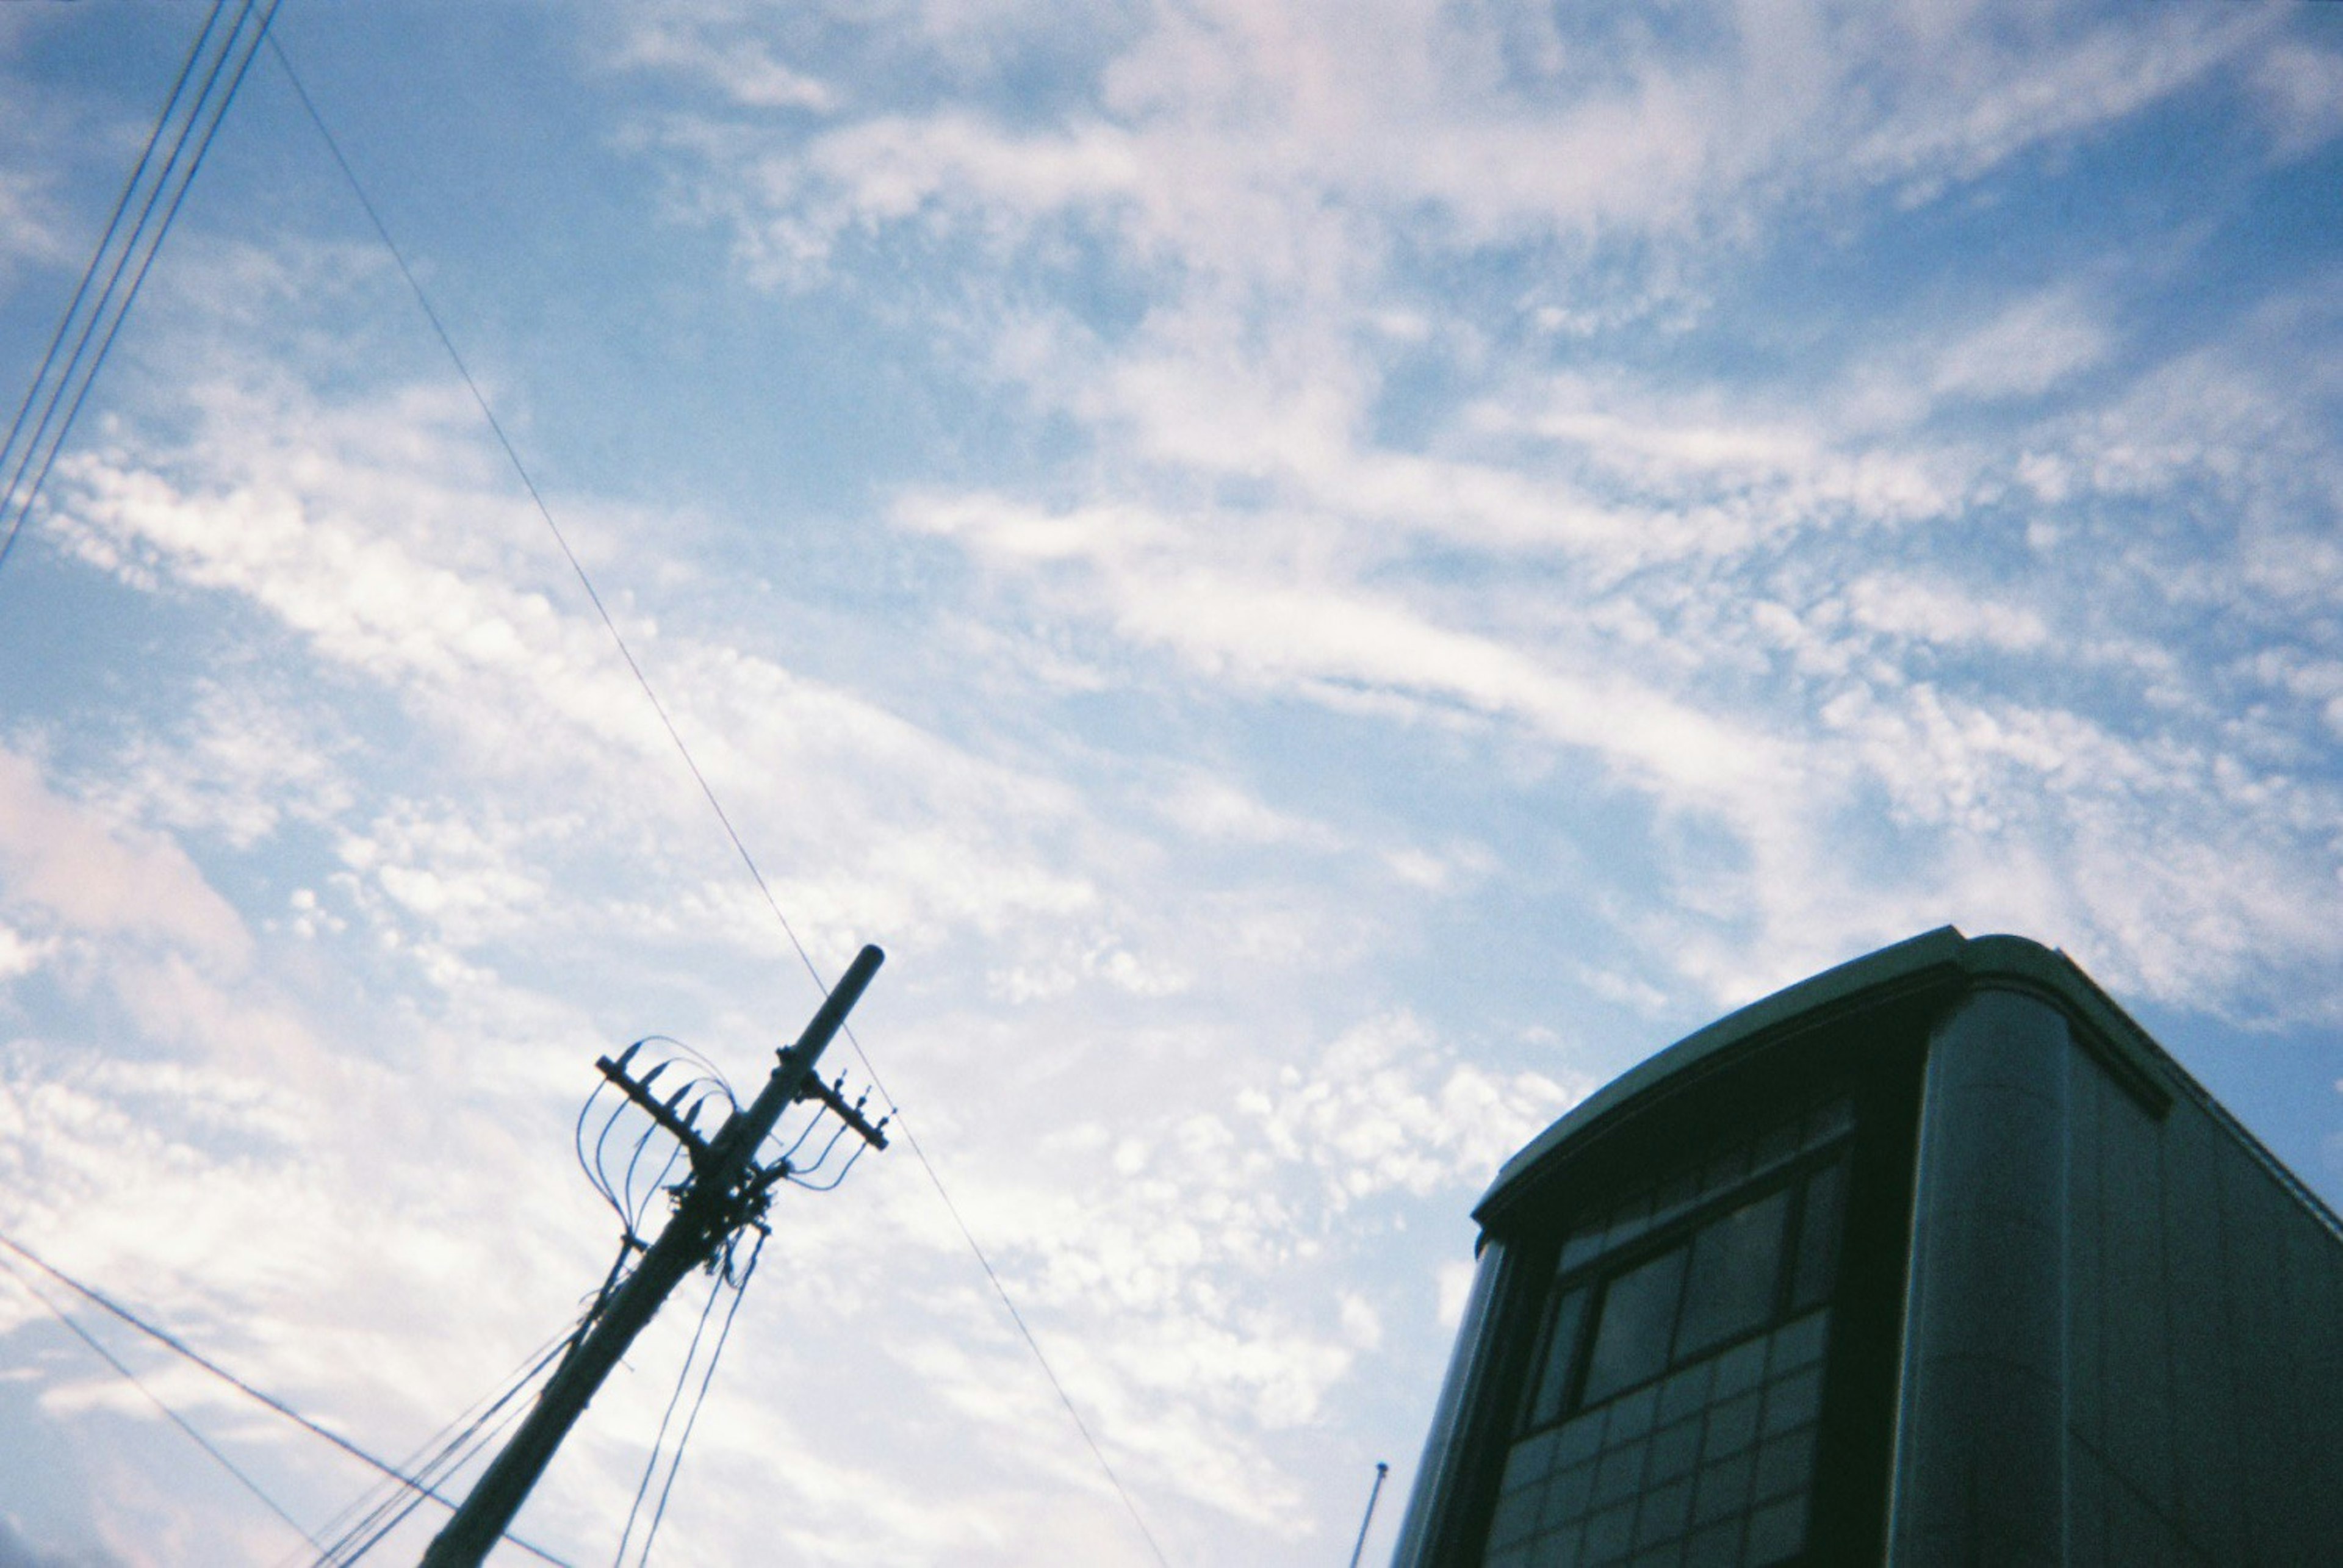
1, 0, 2341, 1563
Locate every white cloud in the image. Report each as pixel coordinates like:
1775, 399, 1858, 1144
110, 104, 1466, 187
1929, 292, 2112, 404
6, 2, 2342, 1559
2250, 40, 2343, 160
0, 924, 50, 983
0, 746, 250, 971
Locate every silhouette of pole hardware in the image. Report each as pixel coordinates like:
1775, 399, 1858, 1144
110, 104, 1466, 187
419, 944, 888, 1567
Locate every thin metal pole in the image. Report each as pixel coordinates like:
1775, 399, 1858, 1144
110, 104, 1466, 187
1347, 1460, 1389, 1568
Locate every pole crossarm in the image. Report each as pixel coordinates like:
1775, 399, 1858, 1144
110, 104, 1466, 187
797, 1073, 889, 1151
594, 1047, 718, 1170
419, 944, 886, 1568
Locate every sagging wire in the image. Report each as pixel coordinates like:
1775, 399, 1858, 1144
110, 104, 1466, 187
614, 1230, 768, 1568
574, 1039, 737, 1243
761, 1071, 889, 1193
0, 1250, 323, 1554
307, 1314, 585, 1567
0, 1228, 575, 1567
274, 30, 1173, 1566
0, 0, 286, 581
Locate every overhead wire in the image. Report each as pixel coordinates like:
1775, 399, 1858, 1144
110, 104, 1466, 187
0, 1248, 324, 1554
266, 32, 1173, 1568
635, 1232, 765, 1564
611, 1257, 729, 1567
0, 0, 285, 580
0, 1229, 577, 1568
308, 1322, 580, 1567
0, 0, 225, 561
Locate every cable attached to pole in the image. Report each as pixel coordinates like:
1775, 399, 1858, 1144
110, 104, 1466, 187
0, 1229, 577, 1568
269, 37, 1173, 1568
0, 1249, 325, 1553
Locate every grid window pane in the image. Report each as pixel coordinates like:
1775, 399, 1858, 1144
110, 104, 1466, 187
1751, 1426, 1815, 1503
1682, 1519, 1741, 1568
1583, 1248, 1688, 1403
1702, 1392, 1760, 1460
1583, 1501, 1636, 1564
1768, 1310, 1827, 1373
1606, 1384, 1660, 1443
1657, 1361, 1713, 1426
1791, 1162, 1845, 1310
1491, 1483, 1544, 1547
1553, 1412, 1604, 1467
1692, 1451, 1754, 1523
1592, 1442, 1649, 1508
1675, 1189, 1790, 1358
1544, 1462, 1597, 1528
1635, 1476, 1694, 1545
1538, 1523, 1586, 1567
1647, 1418, 1702, 1485
1524, 1286, 1593, 1430
1711, 1337, 1766, 1401
1760, 1367, 1821, 1436
1484, 1093, 1857, 1568
1744, 1495, 1807, 1566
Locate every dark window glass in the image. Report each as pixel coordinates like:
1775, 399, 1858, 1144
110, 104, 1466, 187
1582, 1246, 1686, 1403
1790, 1160, 1846, 1309
1521, 1285, 1590, 1431
1674, 1188, 1789, 1358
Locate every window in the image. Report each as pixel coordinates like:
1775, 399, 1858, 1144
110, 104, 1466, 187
1678, 1188, 1791, 1359
1582, 1248, 1688, 1404
1480, 1099, 1854, 1568
1524, 1156, 1844, 1428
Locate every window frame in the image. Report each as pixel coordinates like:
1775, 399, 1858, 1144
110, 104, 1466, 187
1516, 1140, 1853, 1437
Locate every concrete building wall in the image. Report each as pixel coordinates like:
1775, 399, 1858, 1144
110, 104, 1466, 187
2062, 1029, 2343, 1567
1887, 988, 2069, 1567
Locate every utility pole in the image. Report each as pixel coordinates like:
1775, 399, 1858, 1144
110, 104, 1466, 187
420, 944, 888, 1567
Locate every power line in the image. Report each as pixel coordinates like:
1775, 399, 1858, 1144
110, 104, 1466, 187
613, 1263, 727, 1566
636, 1240, 758, 1562
0, 1248, 323, 1553
0, 1229, 577, 1568
267, 34, 1173, 1567
0, 0, 284, 581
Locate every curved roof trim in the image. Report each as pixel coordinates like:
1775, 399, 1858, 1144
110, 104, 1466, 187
1476, 927, 2177, 1223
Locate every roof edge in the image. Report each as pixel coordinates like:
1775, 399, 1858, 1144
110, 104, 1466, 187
1474, 927, 2201, 1221
1475, 927, 1970, 1221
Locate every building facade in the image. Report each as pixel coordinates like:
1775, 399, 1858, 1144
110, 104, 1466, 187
1389, 929, 2343, 1568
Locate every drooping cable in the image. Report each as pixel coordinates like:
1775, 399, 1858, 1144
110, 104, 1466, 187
268, 37, 1171, 1568
0, 0, 286, 581
309, 1323, 578, 1566
611, 1253, 729, 1567
0, 1, 225, 552
0, 1229, 576, 1568
633, 1232, 765, 1564
0, 1250, 324, 1552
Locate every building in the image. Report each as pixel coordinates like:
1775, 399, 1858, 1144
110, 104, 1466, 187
1388, 927, 2343, 1568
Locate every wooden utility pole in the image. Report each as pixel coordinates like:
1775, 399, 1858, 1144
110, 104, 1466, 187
420, 944, 888, 1567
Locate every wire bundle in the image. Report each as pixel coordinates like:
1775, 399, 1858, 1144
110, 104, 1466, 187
302, 1325, 581, 1566
0, 0, 285, 577
574, 1038, 738, 1245
0, 1229, 578, 1567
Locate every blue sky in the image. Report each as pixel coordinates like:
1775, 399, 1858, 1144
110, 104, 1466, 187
2, 1, 2341, 1563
